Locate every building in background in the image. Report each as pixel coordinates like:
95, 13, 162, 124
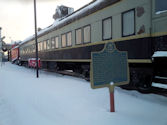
0, 27, 3, 63
0, 27, 11, 63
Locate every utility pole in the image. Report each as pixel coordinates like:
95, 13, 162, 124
34, 0, 39, 78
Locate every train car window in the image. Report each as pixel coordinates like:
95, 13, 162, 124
31, 45, 33, 53
29, 47, 31, 53
83, 25, 91, 43
38, 43, 40, 51
39, 42, 41, 51
33, 45, 35, 53
24, 47, 26, 54
61, 34, 66, 47
67, 32, 72, 46
76, 28, 82, 44
122, 9, 135, 37
40, 42, 42, 51
30, 46, 31, 53
42, 41, 44, 50
40, 42, 43, 51
28, 47, 30, 53
28, 47, 30, 54
39, 42, 42, 51
155, 0, 167, 13
31, 45, 34, 53
31, 45, 35, 53
27, 47, 29, 53
26, 48, 27, 54
51, 37, 55, 49
43, 40, 47, 50
26, 47, 28, 54
55, 36, 59, 48
102, 18, 112, 40
46, 39, 50, 50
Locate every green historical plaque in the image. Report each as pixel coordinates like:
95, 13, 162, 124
91, 42, 129, 89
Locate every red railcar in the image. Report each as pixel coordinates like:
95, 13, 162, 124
28, 58, 41, 68
11, 45, 19, 63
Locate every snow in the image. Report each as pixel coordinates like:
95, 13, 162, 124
0, 62, 167, 125
152, 51, 167, 57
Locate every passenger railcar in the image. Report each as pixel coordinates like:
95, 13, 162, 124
17, 0, 167, 91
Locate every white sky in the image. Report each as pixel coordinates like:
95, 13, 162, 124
0, 0, 92, 43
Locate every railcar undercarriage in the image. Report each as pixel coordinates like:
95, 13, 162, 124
41, 61, 155, 92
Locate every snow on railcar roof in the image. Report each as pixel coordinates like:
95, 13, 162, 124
20, 0, 109, 45
12, 45, 20, 50
156, 10, 167, 14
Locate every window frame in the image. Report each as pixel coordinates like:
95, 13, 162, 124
33, 44, 35, 53
46, 39, 50, 50
55, 36, 59, 49
51, 37, 55, 49
122, 9, 136, 37
40, 42, 42, 51
83, 25, 91, 44
66, 31, 72, 47
43, 40, 47, 51
38, 42, 40, 51
39, 42, 42, 51
75, 28, 82, 45
102, 17, 112, 40
61, 33, 67, 48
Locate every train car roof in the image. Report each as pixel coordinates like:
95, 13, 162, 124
20, 0, 120, 46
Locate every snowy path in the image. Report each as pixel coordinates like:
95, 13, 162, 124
0, 62, 167, 125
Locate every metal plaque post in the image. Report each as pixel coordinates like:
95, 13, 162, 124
109, 85, 115, 112
91, 42, 129, 112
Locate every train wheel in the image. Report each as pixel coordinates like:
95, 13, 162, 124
137, 74, 153, 93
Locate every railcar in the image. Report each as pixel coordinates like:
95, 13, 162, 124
11, 45, 20, 64
18, 0, 167, 92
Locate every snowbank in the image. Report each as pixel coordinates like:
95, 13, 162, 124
0, 63, 167, 125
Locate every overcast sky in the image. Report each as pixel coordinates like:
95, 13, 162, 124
0, 0, 92, 43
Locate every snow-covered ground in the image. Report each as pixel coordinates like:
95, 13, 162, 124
0, 62, 167, 125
